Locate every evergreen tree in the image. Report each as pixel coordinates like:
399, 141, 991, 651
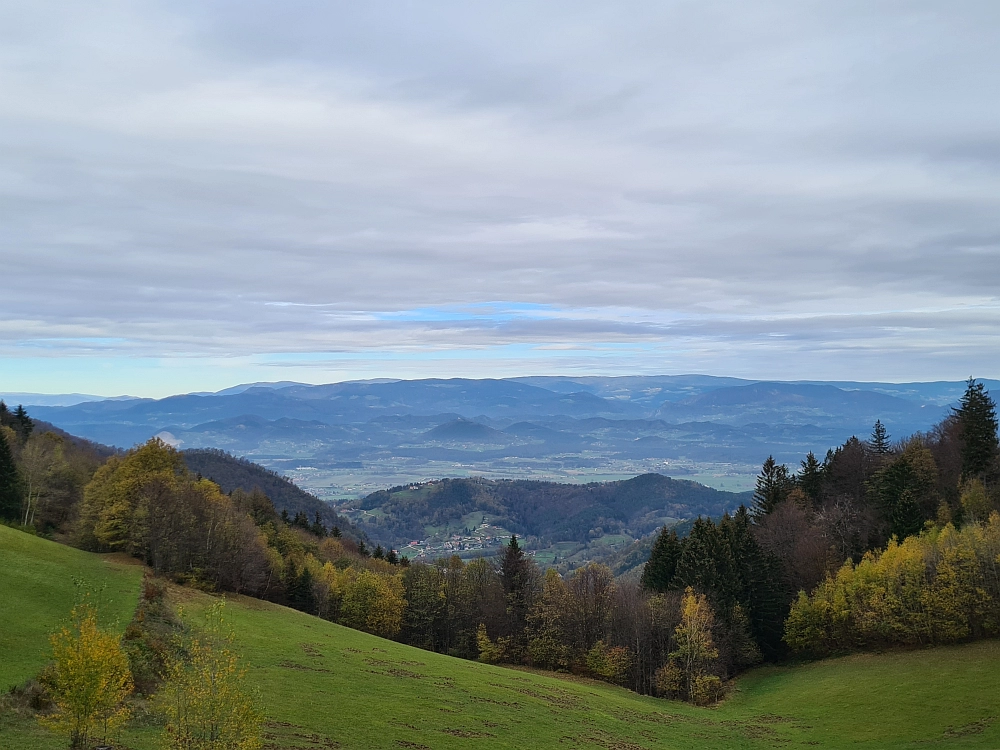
330, 525, 342, 538
0, 428, 22, 521
722, 507, 788, 658
310, 512, 326, 537
751, 456, 792, 517
673, 518, 733, 597
12, 405, 32, 444
287, 564, 315, 613
871, 440, 937, 540
358, 540, 369, 557
798, 452, 823, 506
373, 544, 385, 560
499, 535, 526, 594
641, 527, 683, 592
385, 548, 399, 565
955, 378, 999, 480
869, 419, 891, 456
499, 535, 534, 643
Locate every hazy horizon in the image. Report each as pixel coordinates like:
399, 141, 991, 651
5, 373, 999, 403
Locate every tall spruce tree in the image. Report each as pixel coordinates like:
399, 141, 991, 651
286, 563, 316, 613
0, 428, 21, 521
641, 527, 683, 592
12, 405, 32, 444
310, 512, 327, 537
722, 507, 789, 657
499, 534, 533, 643
673, 518, 734, 597
955, 378, 999, 481
798, 452, 823, 506
499, 535, 524, 586
751, 456, 792, 517
869, 420, 891, 456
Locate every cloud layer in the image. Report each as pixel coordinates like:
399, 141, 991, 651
1, 1, 998, 394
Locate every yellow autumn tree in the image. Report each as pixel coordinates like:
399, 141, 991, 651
159, 601, 263, 750
40, 600, 133, 749
77, 438, 186, 552
656, 587, 721, 705
339, 570, 406, 638
786, 513, 1000, 654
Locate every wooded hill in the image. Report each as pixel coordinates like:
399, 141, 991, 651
181, 448, 361, 540
355, 472, 751, 547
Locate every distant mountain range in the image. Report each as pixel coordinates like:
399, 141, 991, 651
18, 375, 993, 500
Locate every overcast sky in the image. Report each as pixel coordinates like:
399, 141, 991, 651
1, 1, 999, 396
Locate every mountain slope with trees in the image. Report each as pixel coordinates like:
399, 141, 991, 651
355, 472, 751, 547
181, 448, 361, 540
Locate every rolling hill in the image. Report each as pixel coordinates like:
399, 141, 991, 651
180, 448, 364, 540
353, 473, 753, 547
3, 525, 1000, 749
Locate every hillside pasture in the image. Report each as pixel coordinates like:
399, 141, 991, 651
0, 525, 143, 691
2, 526, 999, 749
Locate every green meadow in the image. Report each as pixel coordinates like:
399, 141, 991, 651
0, 525, 142, 691
2, 524, 999, 749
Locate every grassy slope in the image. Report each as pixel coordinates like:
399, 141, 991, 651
2, 527, 999, 749
176, 592, 1000, 750
0, 525, 142, 691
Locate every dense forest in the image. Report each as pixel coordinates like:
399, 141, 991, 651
1, 378, 997, 705
357, 472, 748, 546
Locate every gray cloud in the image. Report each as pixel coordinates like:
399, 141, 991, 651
1, 0, 998, 389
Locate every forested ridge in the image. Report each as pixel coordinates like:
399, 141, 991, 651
358, 472, 748, 546
181, 448, 361, 540
1, 378, 997, 706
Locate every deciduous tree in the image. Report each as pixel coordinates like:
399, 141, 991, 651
41, 600, 133, 749
160, 602, 263, 750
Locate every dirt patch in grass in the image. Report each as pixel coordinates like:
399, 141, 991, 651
470, 695, 521, 708
563, 729, 649, 750
263, 720, 341, 749
279, 660, 331, 673
441, 728, 496, 738
300, 643, 324, 658
365, 666, 425, 679
944, 717, 995, 738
